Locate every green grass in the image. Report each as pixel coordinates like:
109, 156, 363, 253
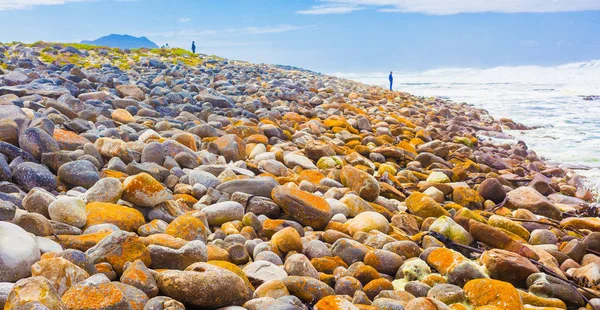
39, 53, 56, 63
63, 43, 105, 51
3, 41, 226, 70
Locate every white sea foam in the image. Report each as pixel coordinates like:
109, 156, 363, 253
334, 60, 600, 188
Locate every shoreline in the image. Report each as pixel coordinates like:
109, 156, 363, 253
1, 42, 599, 309
339, 70, 600, 194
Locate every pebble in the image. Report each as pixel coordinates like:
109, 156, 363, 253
200, 201, 244, 226
122, 173, 172, 207
243, 260, 288, 286
271, 185, 332, 230
148, 240, 207, 270
47, 196, 87, 227
0, 201, 16, 221
12, 162, 57, 192
30, 257, 89, 295
61, 274, 131, 309
157, 263, 252, 308
3, 276, 65, 309
57, 159, 100, 189
0, 222, 41, 282
22, 188, 56, 218
18, 127, 60, 161
83, 177, 124, 203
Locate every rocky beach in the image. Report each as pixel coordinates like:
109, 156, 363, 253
0, 42, 599, 310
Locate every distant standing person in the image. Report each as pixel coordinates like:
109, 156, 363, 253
389, 71, 393, 90
192, 41, 196, 54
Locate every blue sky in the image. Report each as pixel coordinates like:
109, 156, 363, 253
0, 0, 599, 73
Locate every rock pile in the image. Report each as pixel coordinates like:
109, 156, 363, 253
0, 42, 599, 310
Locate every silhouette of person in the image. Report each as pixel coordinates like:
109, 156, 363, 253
192, 41, 196, 54
389, 71, 393, 90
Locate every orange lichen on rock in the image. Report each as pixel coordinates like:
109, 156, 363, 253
103, 236, 151, 274
311, 256, 349, 274
165, 214, 209, 241
51, 232, 111, 251
53, 128, 89, 150
139, 233, 188, 249
85, 202, 146, 232
61, 281, 130, 309
426, 247, 469, 275
122, 173, 171, 207
464, 278, 524, 310
271, 185, 332, 230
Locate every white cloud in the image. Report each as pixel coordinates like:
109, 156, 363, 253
179, 17, 191, 22
0, 0, 87, 10
142, 24, 312, 51
145, 24, 311, 39
0, 0, 139, 10
296, 4, 363, 15
298, 0, 600, 15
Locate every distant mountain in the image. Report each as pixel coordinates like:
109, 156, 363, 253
81, 34, 158, 49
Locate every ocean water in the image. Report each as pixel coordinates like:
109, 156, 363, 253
335, 60, 600, 188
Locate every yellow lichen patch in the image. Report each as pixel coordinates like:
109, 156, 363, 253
410, 137, 425, 146
560, 217, 600, 232
207, 245, 230, 261
391, 115, 417, 128
101, 169, 129, 179
517, 290, 566, 309
405, 192, 450, 218
455, 208, 488, 224
488, 215, 530, 241
452, 187, 484, 209
297, 170, 325, 184
340, 103, 367, 115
